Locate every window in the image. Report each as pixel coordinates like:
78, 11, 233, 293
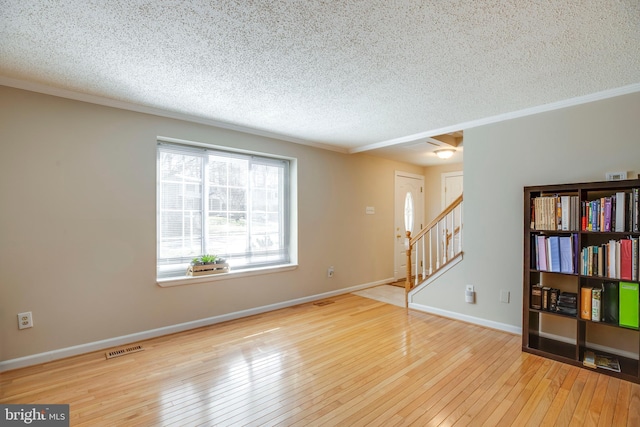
157, 141, 292, 279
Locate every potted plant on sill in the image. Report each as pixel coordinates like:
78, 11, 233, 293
186, 254, 229, 276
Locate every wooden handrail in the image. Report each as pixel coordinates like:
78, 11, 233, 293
409, 194, 463, 246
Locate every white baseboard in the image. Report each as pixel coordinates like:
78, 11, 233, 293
0, 278, 394, 372
408, 302, 522, 335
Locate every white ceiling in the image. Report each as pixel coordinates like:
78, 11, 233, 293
1, 1, 639, 166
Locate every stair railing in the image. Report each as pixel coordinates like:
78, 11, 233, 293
405, 194, 463, 305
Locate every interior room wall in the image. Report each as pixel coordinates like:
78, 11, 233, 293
0, 86, 423, 363
412, 92, 640, 337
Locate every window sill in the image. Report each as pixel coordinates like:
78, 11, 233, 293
156, 263, 298, 287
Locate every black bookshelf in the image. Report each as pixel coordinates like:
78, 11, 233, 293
523, 179, 640, 383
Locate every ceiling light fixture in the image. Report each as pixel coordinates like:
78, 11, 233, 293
434, 149, 455, 159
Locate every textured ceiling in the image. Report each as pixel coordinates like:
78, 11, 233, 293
1, 0, 639, 158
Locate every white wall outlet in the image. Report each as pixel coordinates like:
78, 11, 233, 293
18, 312, 33, 329
327, 266, 334, 278
500, 290, 510, 303
365, 206, 375, 215
465, 285, 475, 303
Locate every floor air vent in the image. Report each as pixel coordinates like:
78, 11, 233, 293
105, 345, 144, 359
313, 300, 335, 306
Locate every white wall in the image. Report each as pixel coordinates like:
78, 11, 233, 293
0, 86, 423, 363
412, 92, 640, 331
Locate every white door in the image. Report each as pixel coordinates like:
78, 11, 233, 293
442, 171, 463, 209
442, 171, 463, 255
394, 172, 424, 281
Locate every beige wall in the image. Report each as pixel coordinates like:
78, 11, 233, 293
413, 92, 640, 340
0, 86, 423, 362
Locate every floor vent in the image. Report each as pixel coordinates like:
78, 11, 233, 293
313, 300, 335, 306
105, 345, 144, 359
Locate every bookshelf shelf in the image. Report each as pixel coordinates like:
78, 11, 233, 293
523, 179, 640, 384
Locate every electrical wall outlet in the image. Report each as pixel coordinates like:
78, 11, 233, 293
327, 266, 334, 278
465, 285, 475, 303
18, 312, 33, 329
500, 290, 510, 303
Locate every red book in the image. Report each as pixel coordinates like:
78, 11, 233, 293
620, 239, 633, 280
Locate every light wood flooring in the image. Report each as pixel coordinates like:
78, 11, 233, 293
1, 292, 639, 426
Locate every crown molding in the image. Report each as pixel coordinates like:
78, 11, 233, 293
0, 76, 349, 154
350, 82, 640, 154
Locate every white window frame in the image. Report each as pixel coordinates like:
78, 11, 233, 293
156, 137, 297, 286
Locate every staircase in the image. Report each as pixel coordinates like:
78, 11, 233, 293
404, 194, 463, 306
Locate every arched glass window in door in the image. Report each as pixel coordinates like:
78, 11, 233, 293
404, 191, 414, 234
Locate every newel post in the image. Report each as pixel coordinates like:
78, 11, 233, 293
405, 230, 412, 308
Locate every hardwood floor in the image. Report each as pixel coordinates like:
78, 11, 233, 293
2, 293, 639, 426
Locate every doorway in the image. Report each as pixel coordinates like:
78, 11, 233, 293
394, 171, 424, 281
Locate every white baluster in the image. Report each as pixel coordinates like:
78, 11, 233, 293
451, 210, 455, 259
459, 203, 463, 254
414, 237, 420, 286
428, 229, 433, 275
436, 222, 440, 270
421, 234, 426, 279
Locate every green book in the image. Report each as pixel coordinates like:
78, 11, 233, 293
619, 281, 639, 328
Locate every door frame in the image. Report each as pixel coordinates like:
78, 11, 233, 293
394, 171, 425, 281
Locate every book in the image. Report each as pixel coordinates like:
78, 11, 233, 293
620, 239, 632, 280
615, 192, 626, 232
559, 236, 574, 273
580, 287, 592, 320
595, 354, 621, 372
592, 287, 602, 322
548, 236, 561, 272
604, 197, 612, 231
634, 188, 639, 232
628, 192, 633, 232
556, 291, 578, 316
531, 285, 542, 310
583, 350, 621, 372
549, 288, 559, 311
556, 196, 562, 230
608, 240, 617, 278
561, 195, 570, 231
537, 235, 548, 271
619, 281, 639, 328
633, 237, 639, 281
583, 350, 596, 368
603, 282, 619, 324
542, 287, 551, 310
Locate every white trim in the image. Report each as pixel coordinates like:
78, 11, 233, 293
538, 332, 639, 360
394, 170, 425, 180
157, 264, 299, 287
0, 76, 348, 154
0, 277, 394, 372
350, 83, 640, 153
5, 77, 638, 158
408, 302, 522, 335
